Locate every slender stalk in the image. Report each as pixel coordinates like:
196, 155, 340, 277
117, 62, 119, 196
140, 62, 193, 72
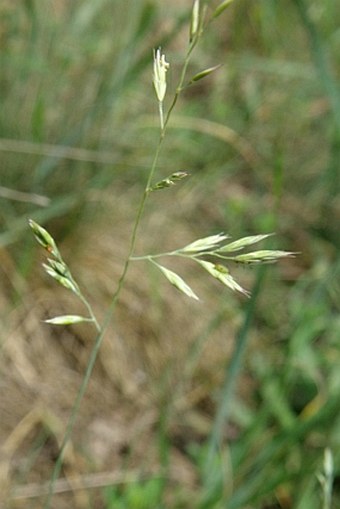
44, 133, 164, 509
77, 293, 101, 332
64, 270, 101, 332
130, 250, 183, 261
130, 251, 238, 262
44, 36, 199, 509
163, 40, 197, 131
321, 448, 333, 509
158, 101, 164, 130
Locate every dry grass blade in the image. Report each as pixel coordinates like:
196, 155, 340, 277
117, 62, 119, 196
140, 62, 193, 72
10, 470, 161, 499
0, 186, 50, 206
0, 138, 118, 165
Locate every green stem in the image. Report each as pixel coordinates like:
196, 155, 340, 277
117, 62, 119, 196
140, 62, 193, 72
130, 250, 234, 262
78, 293, 101, 332
163, 39, 197, 130
130, 250, 179, 261
158, 101, 164, 130
65, 268, 101, 332
44, 136, 164, 509
44, 36, 198, 509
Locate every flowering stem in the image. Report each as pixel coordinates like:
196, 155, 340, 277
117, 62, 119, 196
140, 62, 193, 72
78, 293, 101, 332
163, 40, 197, 130
44, 38, 199, 509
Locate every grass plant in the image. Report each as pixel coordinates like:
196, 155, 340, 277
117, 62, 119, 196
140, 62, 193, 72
27, 4, 292, 506
1, 1, 340, 508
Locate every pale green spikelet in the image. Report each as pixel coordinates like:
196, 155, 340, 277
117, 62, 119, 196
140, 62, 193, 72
190, 64, 222, 83
233, 250, 296, 264
217, 233, 274, 253
28, 219, 60, 259
154, 262, 199, 300
153, 48, 169, 103
213, 0, 236, 19
197, 260, 250, 296
148, 171, 189, 191
181, 233, 229, 253
190, 0, 200, 42
45, 315, 93, 325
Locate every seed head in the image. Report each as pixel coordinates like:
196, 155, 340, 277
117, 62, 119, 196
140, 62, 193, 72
190, 0, 200, 42
153, 48, 169, 102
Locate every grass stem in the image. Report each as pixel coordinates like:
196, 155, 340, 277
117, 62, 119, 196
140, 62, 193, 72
43, 35, 198, 509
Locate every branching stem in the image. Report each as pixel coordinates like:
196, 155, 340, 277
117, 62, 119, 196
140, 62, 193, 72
44, 31, 201, 509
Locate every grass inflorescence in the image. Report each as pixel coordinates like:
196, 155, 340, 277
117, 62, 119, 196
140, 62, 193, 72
1, 1, 339, 508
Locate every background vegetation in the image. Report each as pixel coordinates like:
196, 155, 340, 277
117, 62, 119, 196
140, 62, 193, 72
1, 0, 339, 508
